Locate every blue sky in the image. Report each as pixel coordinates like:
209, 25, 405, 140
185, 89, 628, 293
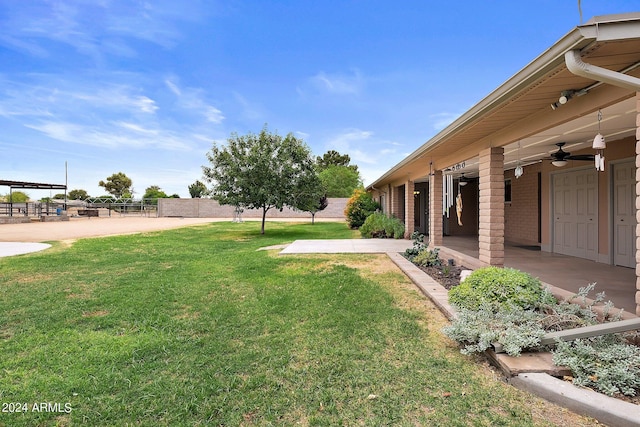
0, 1, 637, 198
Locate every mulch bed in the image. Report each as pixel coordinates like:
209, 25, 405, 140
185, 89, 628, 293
416, 264, 464, 290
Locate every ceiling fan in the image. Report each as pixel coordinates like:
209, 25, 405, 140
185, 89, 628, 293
547, 142, 594, 166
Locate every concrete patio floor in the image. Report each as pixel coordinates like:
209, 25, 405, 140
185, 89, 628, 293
441, 236, 637, 315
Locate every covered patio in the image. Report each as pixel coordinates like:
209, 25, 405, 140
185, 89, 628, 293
440, 235, 636, 314
368, 13, 640, 315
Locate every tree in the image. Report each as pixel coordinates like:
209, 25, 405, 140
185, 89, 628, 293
53, 193, 66, 200
315, 150, 362, 197
69, 189, 89, 200
297, 194, 328, 225
203, 125, 322, 234
5, 191, 29, 203
316, 150, 358, 173
318, 165, 362, 198
143, 185, 168, 199
188, 180, 207, 198
99, 172, 132, 198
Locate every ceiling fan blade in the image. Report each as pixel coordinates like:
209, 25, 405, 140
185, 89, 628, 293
568, 154, 595, 161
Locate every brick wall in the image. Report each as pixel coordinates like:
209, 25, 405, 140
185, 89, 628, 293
478, 147, 505, 266
158, 198, 348, 219
504, 162, 541, 245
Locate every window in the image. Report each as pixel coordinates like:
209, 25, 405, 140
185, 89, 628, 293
504, 179, 512, 203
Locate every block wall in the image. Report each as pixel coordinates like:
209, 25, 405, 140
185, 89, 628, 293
158, 198, 348, 219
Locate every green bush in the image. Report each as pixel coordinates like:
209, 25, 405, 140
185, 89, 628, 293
360, 212, 405, 239
344, 189, 381, 229
553, 335, 640, 396
412, 247, 441, 267
448, 266, 555, 311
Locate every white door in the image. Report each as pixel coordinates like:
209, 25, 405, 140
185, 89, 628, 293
553, 169, 598, 260
613, 161, 636, 268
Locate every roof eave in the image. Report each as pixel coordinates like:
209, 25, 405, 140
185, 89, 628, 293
368, 14, 640, 189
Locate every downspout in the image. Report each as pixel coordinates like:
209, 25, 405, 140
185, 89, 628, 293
565, 49, 640, 91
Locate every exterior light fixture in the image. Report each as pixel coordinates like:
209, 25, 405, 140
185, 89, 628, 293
515, 164, 523, 178
552, 160, 568, 167
514, 141, 524, 178
458, 174, 468, 187
593, 109, 606, 172
559, 90, 574, 105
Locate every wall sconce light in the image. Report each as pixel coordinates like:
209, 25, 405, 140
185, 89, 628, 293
593, 109, 606, 171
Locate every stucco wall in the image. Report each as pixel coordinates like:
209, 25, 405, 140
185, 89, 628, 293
158, 198, 348, 219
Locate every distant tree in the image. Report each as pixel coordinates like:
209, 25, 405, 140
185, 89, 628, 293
315, 150, 362, 197
169, 194, 180, 198
143, 185, 169, 199
297, 194, 328, 225
99, 172, 132, 198
316, 150, 357, 172
5, 191, 29, 203
188, 180, 208, 198
318, 165, 362, 198
203, 125, 322, 234
69, 189, 89, 200
53, 193, 66, 200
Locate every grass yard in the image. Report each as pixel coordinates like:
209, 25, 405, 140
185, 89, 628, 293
0, 221, 593, 426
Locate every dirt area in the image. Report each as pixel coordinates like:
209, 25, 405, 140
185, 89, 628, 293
0, 216, 224, 242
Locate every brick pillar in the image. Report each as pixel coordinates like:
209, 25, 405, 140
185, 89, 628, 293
404, 180, 415, 238
429, 170, 443, 247
479, 147, 505, 266
635, 92, 640, 316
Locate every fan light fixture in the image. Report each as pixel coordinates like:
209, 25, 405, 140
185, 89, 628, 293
459, 174, 468, 187
552, 160, 568, 167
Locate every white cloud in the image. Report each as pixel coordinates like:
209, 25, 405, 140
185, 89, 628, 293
166, 79, 225, 124
300, 69, 365, 97
429, 112, 463, 131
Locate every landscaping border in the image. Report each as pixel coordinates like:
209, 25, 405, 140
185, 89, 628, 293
387, 251, 640, 426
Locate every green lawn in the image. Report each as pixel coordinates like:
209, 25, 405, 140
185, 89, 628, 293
0, 222, 589, 426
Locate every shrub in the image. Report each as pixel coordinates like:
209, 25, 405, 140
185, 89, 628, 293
442, 304, 546, 356
412, 247, 441, 267
344, 189, 381, 229
553, 335, 640, 396
404, 232, 427, 260
448, 266, 555, 311
360, 212, 405, 239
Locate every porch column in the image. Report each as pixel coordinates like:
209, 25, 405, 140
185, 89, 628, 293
479, 147, 505, 266
429, 170, 443, 247
635, 92, 640, 316
404, 180, 415, 238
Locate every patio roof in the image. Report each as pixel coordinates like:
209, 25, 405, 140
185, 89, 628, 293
0, 180, 67, 190
369, 13, 640, 187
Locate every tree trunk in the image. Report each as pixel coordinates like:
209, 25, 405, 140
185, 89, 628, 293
311, 212, 315, 225
261, 207, 267, 234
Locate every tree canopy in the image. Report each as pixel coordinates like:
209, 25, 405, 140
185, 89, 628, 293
69, 189, 89, 200
318, 165, 362, 198
315, 150, 362, 198
98, 172, 132, 198
203, 126, 323, 234
143, 185, 169, 199
188, 180, 207, 198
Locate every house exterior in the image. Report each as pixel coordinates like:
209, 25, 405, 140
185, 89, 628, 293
367, 13, 640, 315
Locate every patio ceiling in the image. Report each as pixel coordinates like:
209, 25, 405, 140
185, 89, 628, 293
371, 14, 640, 186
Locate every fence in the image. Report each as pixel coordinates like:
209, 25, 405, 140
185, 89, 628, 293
157, 198, 348, 220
